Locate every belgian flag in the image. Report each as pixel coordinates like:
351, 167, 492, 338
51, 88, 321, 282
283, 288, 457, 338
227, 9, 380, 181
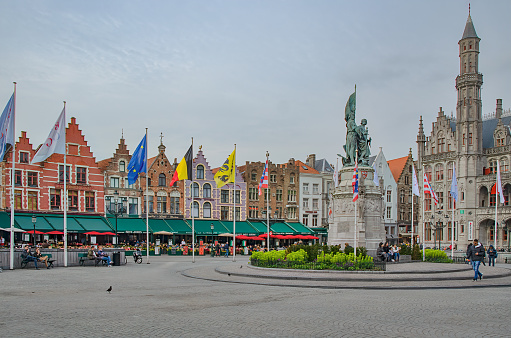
170, 145, 193, 186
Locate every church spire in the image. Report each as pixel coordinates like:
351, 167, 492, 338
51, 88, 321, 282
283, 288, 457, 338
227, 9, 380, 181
462, 5, 478, 40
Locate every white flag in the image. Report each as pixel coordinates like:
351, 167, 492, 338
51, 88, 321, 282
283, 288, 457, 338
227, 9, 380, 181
496, 160, 505, 204
333, 160, 339, 187
0, 94, 15, 160
412, 164, 420, 196
31, 107, 66, 164
372, 162, 379, 187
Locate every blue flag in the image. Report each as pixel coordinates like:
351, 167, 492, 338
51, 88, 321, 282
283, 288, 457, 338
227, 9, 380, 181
450, 165, 458, 202
0, 94, 15, 160
127, 135, 147, 185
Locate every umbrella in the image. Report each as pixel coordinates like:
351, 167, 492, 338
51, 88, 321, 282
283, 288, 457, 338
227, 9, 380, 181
245, 236, 264, 241
154, 231, 173, 235
282, 235, 297, 239
305, 235, 319, 240
46, 231, 64, 235
0, 227, 25, 232
24, 230, 46, 234
217, 233, 234, 237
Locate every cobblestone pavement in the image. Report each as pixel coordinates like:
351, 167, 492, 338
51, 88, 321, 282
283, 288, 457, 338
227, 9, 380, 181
1, 256, 510, 337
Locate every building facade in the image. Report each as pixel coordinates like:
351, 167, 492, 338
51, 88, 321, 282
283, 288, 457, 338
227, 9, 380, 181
308, 154, 334, 227
184, 148, 247, 221
295, 159, 322, 227
2, 117, 104, 215
417, 12, 511, 249
240, 158, 299, 222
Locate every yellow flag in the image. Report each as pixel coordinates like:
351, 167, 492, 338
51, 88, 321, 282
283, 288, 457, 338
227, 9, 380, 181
214, 149, 236, 188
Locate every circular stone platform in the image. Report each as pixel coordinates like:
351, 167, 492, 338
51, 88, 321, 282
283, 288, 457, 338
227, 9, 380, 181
181, 261, 511, 290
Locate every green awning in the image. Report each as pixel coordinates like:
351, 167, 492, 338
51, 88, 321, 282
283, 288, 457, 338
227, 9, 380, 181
220, 221, 259, 235
149, 219, 174, 233
246, 221, 268, 234
285, 222, 314, 234
269, 221, 295, 234
164, 219, 192, 234
75, 216, 113, 232
184, 220, 228, 235
309, 227, 328, 235
110, 217, 148, 233
16, 214, 55, 232
0, 212, 12, 229
43, 215, 84, 232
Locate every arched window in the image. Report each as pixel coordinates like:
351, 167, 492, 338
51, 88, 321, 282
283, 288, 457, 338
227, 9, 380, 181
479, 186, 488, 207
192, 201, 199, 218
489, 160, 497, 174
192, 182, 199, 197
435, 164, 444, 181
203, 202, 211, 218
425, 166, 432, 181
196, 165, 204, 180
158, 173, 166, 186
447, 162, 454, 180
500, 158, 509, 172
503, 184, 510, 206
203, 183, 211, 198
119, 160, 126, 172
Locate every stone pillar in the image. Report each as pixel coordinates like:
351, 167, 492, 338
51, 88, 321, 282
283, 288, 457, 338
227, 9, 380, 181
328, 166, 385, 256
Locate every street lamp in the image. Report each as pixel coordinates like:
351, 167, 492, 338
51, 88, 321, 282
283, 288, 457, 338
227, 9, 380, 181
111, 191, 124, 247
210, 223, 214, 248
31, 215, 37, 246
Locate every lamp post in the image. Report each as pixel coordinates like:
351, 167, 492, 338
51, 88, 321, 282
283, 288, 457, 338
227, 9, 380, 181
210, 223, 214, 250
31, 215, 37, 246
111, 191, 124, 247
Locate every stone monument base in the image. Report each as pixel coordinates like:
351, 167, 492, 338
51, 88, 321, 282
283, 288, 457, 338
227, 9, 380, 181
327, 166, 385, 256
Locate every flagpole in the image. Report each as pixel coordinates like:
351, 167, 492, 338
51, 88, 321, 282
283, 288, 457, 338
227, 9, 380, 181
192, 137, 195, 263
495, 160, 499, 248
452, 197, 455, 260
411, 182, 414, 248
145, 128, 150, 264
9, 82, 16, 270
61, 101, 68, 267
266, 151, 269, 252
422, 165, 425, 262
232, 144, 236, 262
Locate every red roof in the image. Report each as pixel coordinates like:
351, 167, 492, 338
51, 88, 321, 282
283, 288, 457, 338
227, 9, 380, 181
387, 156, 408, 182
294, 160, 319, 174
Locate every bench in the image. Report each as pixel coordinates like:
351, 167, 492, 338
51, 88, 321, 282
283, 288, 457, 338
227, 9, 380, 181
42, 254, 55, 268
78, 253, 105, 267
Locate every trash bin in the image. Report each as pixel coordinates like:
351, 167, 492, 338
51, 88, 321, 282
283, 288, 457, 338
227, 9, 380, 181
113, 252, 121, 266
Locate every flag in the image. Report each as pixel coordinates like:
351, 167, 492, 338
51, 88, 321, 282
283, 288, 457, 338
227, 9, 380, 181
127, 135, 147, 185
258, 159, 268, 196
423, 172, 438, 205
333, 160, 339, 187
450, 165, 458, 202
372, 162, 379, 187
30, 107, 66, 164
328, 194, 333, 216
496, 160, 505, 204
214, 149, 236, 188
0, 94, 15, 160
170, 145, 193, 186
352, 162, 359, 202
412, 164, 420, 197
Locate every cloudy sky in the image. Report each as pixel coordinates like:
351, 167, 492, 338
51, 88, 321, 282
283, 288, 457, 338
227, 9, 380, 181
1, 0, 510, 168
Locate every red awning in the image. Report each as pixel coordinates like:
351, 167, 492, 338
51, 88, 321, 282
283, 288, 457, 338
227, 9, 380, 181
24, 230, 45, 235
85, 231, 116, 236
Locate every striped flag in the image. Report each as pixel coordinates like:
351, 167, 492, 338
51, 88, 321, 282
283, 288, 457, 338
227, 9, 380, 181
352, 162, 359, 202
412, 164, 420, 197
258, 159, 268, 196
170, 145, 193, 186
423, 172, 438, 205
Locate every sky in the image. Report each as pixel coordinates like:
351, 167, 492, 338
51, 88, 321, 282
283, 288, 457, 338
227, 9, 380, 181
1, 0, 510, 168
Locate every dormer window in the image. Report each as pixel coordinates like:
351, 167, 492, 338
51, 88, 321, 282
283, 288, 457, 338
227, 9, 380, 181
196, 165, 204, 179
119, 160, 126, 172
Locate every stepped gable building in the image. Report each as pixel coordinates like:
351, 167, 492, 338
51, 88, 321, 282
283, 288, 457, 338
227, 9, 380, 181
240, 158, 299, 222
187, 147, 247, 221
307, 154, 334, 227
417, 11, 510, 249
99, 135, 142, 216
295, 159, 322, 227
2, 117, 104, 214
387, 150, 419, 245
139, 139, 182, 217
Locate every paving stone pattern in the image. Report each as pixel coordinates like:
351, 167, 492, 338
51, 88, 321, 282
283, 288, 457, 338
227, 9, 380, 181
1, 256, 510, 337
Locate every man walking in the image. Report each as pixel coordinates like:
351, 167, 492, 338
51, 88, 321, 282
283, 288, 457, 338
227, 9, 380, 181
467, 239, 485, 281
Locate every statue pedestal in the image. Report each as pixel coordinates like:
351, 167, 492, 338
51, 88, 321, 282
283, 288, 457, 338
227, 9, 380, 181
327, 166, 385, 256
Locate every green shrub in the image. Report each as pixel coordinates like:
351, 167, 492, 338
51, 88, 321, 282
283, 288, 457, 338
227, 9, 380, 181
330, 245, 341, 255
400, 244, 412, 255
355, 246, 367, 257
344, 245, 354, 255
286, 249, 308, 262
421, 249, 452, 263
411, 244, 421, 260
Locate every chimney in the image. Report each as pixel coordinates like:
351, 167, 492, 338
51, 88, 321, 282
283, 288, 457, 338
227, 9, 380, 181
496, 99, 503, 119
306, 154, 316, 168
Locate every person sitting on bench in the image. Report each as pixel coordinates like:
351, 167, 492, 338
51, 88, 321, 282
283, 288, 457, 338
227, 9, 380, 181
34, 247, 50, 269
97, 246, 112, 266
376, 242, 386, 262
21, 245, 40, 270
